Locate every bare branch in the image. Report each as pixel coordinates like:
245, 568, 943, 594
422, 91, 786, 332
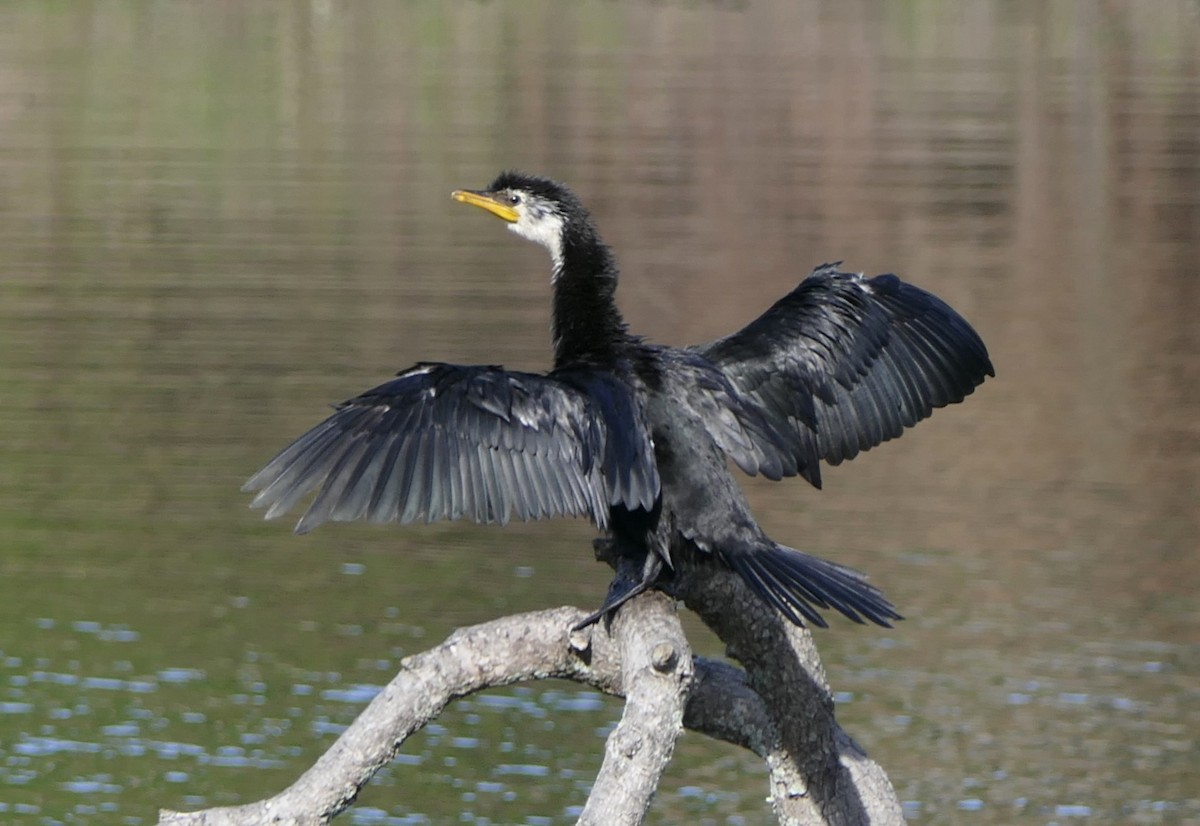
159, 607, 597, 825
577, 590, 693, 826
675, 554, 906, 826
158, 581, 902, 826
158, 600, 695, 826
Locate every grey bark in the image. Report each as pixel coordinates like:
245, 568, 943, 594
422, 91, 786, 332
675, 553, 905, 826
158, 568, 902, 826
576, 590, 693, 826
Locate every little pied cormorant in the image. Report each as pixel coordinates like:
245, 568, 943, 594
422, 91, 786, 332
244, 171, 993, 629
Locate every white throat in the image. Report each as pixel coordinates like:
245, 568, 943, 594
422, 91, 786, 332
508, 212, 564, 277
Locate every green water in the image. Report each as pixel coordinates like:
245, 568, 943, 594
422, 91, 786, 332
1, 2, 1197, 824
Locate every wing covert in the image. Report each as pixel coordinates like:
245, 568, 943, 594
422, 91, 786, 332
243, 362, 658, 534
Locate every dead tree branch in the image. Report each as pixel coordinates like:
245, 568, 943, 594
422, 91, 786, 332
158, 567, 902, 826
676, 555, 905, 826
576, 590, 692, 825
158, 596, 692, 826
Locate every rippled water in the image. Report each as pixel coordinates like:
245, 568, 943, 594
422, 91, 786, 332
1, 2, 1198, 824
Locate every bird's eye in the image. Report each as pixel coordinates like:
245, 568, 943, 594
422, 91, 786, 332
506, 193, 522, 206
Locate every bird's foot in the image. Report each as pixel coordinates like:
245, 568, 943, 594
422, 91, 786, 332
572, 550, 666, 632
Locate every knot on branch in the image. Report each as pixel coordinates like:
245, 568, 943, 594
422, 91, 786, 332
651, 642, 679, 673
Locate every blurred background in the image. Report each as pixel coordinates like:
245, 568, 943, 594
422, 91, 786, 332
1, 1, 1197, 824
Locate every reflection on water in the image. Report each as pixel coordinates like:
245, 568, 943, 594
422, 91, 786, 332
1, 1, 1198, 823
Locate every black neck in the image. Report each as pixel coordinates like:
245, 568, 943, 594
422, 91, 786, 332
551, 226, 631, 367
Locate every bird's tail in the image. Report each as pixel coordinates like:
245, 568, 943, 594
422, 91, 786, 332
721, 541, 901, 628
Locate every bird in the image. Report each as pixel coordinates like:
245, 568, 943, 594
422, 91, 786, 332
243, 171, 993, 630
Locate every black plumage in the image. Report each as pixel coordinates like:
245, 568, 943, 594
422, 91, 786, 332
245, 364, 656, 533
244, 171, 994, 629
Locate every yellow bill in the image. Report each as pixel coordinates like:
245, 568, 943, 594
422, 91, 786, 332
452, 190, 519, 223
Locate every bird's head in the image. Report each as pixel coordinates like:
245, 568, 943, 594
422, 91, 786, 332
453, 172, 593, 274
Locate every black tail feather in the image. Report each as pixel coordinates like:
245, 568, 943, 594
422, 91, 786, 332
722, 542, 901, 629
726, 549, 831, 627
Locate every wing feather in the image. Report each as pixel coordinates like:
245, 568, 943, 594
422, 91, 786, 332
245, 363, 659, 533
365, 434, 406, 523
694, 264, 993, 486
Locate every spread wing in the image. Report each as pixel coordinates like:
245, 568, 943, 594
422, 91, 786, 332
243, 362, 659, 534
693, 263, 994, 487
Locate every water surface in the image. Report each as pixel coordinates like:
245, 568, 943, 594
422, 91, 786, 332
1, 2, 1198, 824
